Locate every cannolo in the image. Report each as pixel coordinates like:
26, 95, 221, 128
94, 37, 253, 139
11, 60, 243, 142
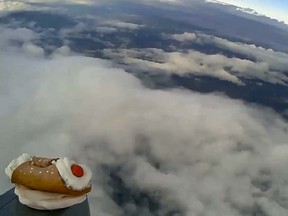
5, 154, 93, 210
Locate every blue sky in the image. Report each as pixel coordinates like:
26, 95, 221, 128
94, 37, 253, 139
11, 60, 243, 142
219, 0, 288, 24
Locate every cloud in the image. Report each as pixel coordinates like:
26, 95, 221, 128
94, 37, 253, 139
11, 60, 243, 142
198, 34, 288, 73
101, 20, 145, 30
102, 32, 288, 86
0, 1, 28, 12
170, 32, 197, 42
22, 43, 45, 57
103, 47, 288, 86
1, 25, 288, 216
170, 32, 288, 82
0, 27, 37, 48
0, 26, 48, 57
0, 1, 63, 14
52, 45, 71, 56
59, 18, 142, 40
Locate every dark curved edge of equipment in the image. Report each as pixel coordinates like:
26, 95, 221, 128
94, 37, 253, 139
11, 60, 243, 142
0, 188, 90, 216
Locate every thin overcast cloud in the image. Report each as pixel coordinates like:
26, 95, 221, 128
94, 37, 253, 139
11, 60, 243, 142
1, 19, 288, 216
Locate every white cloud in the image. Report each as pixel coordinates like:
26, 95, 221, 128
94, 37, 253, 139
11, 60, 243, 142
52, 45, 71, 56
0, 0, 63, 13
101, 20, 145, 30
0, 26, 47, 57
170, 32, 197, 42
104, 47, 288, 86
59, 19, 142, 40
0, 1, 27, 12
1, 28, 288, 215
129, 32, 288, 85
172, 32, 288, 75
205, 0, 228, 6
194, 33, 288, 72
22, 43, 45, 57
0, 27, 37, 48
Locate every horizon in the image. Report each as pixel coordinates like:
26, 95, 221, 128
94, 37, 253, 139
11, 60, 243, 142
217, 0, 288, 24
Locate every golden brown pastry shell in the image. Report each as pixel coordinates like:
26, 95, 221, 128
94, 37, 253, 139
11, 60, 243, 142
11, 157, 91, 196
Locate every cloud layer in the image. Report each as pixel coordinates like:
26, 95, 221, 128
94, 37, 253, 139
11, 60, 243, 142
1, 26, 288, 216
103, 32, 288, 86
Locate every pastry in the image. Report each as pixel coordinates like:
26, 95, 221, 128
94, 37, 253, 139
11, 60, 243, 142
5, 154, 92, 210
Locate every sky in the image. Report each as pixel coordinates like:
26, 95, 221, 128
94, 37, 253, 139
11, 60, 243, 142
218, 0, 288, 24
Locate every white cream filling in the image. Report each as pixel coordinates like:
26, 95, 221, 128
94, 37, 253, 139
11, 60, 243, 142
15, 185, 86, 210
5, 153, 32, 178
54, 157, 92, 191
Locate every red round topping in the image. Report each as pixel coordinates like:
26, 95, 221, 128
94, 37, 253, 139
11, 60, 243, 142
71, 164, 84, 177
